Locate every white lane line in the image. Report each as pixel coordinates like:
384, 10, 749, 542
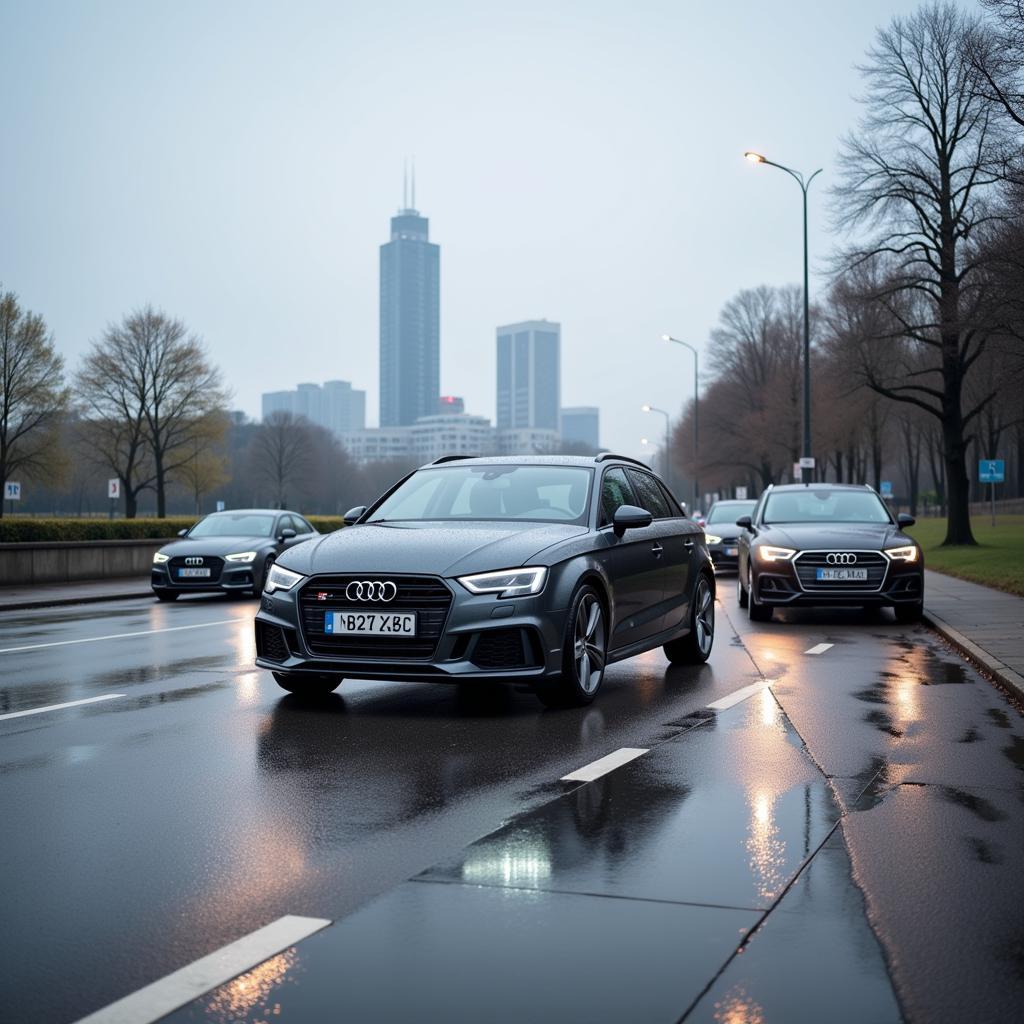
74, 914, 331, 1024
561, 747, 648, 783
707, 681, 771, 711
0, 693, 126, 722
805, 642, 834, 656
0, 618, 247, 655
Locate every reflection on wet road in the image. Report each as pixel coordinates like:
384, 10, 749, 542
2, 588, 1023, 1023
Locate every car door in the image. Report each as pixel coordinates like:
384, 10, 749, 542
595, 467, 669, 652
736, 495, 763, 583
626, 469, 695, 634
276, 514, 304, 552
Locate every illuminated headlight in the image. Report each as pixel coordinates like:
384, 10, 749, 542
458, 566, 548, 598
225, 551, 257, 563
757, 546, 796, 562
884, 545, 919, 563
153, 552, 170, 564
705, 534, 723, 545
264, 564, 305, 593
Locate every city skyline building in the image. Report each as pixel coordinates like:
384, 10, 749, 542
379, 171, 440, 427
496, 320, 560, 432
261, 379, 366, 437
560, 406, 600, 450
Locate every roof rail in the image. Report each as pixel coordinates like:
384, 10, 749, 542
595, 452, 651, 469
430, 455, 478, 465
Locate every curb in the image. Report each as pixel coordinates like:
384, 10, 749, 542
0, 589, 153, 612
924, 608, 1024, 704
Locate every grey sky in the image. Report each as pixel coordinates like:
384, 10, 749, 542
1, 0, 944, 460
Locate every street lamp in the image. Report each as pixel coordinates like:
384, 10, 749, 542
744, 150, 822, 484
641, 404, 671, 494
662, 335, 699, 511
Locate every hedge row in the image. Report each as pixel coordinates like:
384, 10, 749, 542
0, 516, 344, 543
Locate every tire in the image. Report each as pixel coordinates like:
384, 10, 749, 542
536, 585, 607, 708
272, 671, 343, 695
256, 556, 275, 596
747, 564, 773, 622
894, 601, 923, 624
664, 572, 715, 665
737, 567, 749, 609
154, 590, 179, 602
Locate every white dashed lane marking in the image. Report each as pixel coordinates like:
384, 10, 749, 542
73, 914, 332, 1024
805, 643, 834, 655
0, 618, 247, 655
706, 681, 771, 711
0, 694, 126, 722
561, 747, 649, 782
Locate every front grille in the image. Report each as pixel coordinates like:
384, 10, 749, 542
794, 551, 888, 592
256, 621, 289, 662
472, 629, 529, 669
298, 575, 453, 660
168, 556, 224, 585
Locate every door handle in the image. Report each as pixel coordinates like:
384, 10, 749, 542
684, 538, 695, 548
651, 542, 664, 556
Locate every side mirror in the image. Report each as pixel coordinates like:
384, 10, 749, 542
177, 529, 188, 537
278, 527, 297, 542
343, 505, 368, 526
897, 513, 916, 528
735, 516, 753, 530
613, 504, 653, 537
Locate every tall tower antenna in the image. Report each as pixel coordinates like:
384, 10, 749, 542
411, 156, 416, 210
402, 158, 408, 210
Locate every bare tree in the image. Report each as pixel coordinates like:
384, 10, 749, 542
833, 1, 1010, 544
0, 289, 68, 517
968, 0, 1024, 130
248, 412, 315, 508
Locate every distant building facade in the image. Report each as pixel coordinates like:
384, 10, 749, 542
380, 202, 440, 426
560, 406, 600, 450
260, 380, 366, 437
496, 320, 560, 431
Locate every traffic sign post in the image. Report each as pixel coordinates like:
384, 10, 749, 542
4, 480, 20, 516
979, 460, 1005, 526
880, 480, 893, 500
107, 478, 121, 519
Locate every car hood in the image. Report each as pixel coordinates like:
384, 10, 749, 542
158, 535, 272, 557
278, 520, 590, 578
757, 523, 910, 551
705, 524, 743, 542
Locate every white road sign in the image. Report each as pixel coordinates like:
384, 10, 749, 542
108, 478, 121, 499
799, 456, 816, 469
735, 486, 748, 500
4, 481, 21, 501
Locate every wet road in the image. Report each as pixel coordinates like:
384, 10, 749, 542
1, 585, 1023, 1023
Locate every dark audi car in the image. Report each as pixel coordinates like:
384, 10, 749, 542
255, 455, 715, 706
703, 498, 756, 572
152, 509, 319, 600
736, 483, 923, 623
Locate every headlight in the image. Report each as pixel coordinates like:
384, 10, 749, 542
757, 546, 796, 562
885, 545, 919, 563
225, 551, 257, 563
458, 566, 548, 598
264, 564, 305, 593
153, 552, 169, 564
705, 534, 723, 545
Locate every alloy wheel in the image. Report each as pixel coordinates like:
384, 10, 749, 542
573, 594, 606, 694
694, 577, 714, 656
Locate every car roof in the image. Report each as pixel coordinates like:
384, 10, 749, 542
768, 483, 874, 493
417, 454, 653, 471
204, 508, 292, 516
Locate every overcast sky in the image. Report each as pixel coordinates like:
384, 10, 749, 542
1, 0, 951, 460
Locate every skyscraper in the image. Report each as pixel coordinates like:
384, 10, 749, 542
379, 172, 440, 426
496, 320, 561, 431
560, 406, 600, 450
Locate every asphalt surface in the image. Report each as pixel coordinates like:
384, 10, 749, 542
1, 583, 1023, 1023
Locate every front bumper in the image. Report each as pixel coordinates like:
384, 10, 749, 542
707, 541, 741, 572
254, 573, 570, 683
753, 555, 923, 607
151, 563, 255, 595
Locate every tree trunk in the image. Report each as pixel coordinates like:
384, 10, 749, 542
941, 377, 975, 545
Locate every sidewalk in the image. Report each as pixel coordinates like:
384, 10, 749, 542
0, 577, 151, 612
923, 568, 1024, 702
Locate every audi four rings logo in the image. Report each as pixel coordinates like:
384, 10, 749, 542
184, 557, 204, 566
345, 580, 398, 602
826, 553, 857, 565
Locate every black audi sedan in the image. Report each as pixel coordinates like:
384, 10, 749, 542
255, 455, 715, 706
703, 498, 757, 572
152, 509, 319, 601
736, 483, 923, 623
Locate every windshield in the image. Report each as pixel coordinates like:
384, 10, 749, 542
707, 501, 756, 525
188, 513, 276, 537
369, 465, 593, 523
763, 490, 891, 525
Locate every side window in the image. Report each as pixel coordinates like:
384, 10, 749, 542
600, 468, 637, 527
295, 516, 314, 534
656, 479, 683, 518
626, 469, 671, 519
279, 515, 298, 534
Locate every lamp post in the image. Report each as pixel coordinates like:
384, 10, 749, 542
661, 335, 699, 511
641, 405, 671, 494
744, 151, 822, 484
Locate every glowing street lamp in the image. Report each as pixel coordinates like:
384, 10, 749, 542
641, 404, 671, 494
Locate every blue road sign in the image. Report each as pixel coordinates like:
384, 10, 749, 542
880, 480, 893, 497
979, 460, 1005, 484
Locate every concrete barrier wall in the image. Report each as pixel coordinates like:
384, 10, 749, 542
0, 539, 170, 585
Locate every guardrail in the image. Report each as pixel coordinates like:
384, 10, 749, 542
0, 539, 169, 585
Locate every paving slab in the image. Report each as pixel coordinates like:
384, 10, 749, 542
0, 577, 152, 611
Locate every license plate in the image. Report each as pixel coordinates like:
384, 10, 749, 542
325, 611, 417, 636
725, 547, 738, 557
177, 567, 211, 578
816, 568, 868, 582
